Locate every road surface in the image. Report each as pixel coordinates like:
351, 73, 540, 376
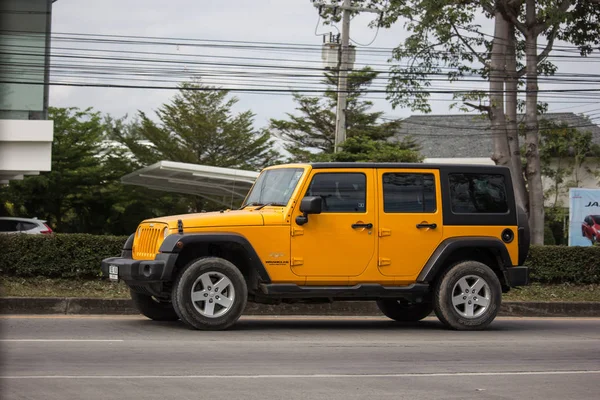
1, 315, 599, 399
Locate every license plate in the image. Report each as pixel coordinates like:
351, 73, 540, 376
109, 265, 118, 281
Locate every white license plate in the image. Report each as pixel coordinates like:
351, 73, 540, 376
109, 265, 118, 281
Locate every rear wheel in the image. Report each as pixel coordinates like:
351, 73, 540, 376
172, 257, 248, 330
376, 300, 433, 322
129, 290, 179, 321
433, 260, 502, 331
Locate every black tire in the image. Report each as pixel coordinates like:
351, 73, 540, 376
376, 300, 433, 322
129, 289, 179, 321
433, 260, 502, 331
172, 257, 248, 331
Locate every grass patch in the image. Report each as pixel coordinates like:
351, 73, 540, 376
0, 277, 130, 299
1, 277, 599, 302
503, 283, 600, 302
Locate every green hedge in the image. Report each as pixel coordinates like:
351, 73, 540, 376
1, 234, 599, 284
524, 245, 600, 284
0, 234, 127, 279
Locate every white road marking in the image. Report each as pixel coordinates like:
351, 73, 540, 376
2, 370, 600, 379
0, 339, 124, 342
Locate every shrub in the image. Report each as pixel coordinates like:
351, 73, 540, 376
0, 233, 127, 279
524, 245, 600, 284
1, 234, 600, 284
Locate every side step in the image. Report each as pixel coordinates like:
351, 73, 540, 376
259, 283, 430, 300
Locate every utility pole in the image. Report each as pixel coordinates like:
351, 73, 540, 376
313, 1, 381, 153
335, 0, 351, 153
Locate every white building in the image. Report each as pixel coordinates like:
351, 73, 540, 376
0, 0, 54, 184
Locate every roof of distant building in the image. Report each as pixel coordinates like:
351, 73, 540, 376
392, 112, 600, 159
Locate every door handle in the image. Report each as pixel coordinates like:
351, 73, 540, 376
352, 223, 373, 229
416, 223, 437, 229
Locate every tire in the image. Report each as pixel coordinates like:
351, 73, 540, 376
433, 260, 502, 331
172, 257, 248, 330
129, 289, 179, 321
376, 300, 433, 322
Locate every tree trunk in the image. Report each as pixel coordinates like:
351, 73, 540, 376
489, 12, 511, 168
505, 21, 529, 212
524, 0, 545, 245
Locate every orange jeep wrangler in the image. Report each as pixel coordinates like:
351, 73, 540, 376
102, 162, 530, 330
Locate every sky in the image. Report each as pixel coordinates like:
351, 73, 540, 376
48, 0, 600, 131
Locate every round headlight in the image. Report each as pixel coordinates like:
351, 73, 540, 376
163, 227, 170, 239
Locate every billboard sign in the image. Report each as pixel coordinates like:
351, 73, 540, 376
569, 188, 600, 246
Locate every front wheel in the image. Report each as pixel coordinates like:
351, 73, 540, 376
129, 290, 179, 321
376, 300, 433, 322
172, 257, 248, 330
433, 260, 502, 331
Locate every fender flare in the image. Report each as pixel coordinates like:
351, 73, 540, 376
159, 232, 271, 284
417, 237, 513, 283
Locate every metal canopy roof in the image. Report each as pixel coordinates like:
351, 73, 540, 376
121, 161, 260, 207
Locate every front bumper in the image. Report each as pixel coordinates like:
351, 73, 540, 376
100, 253, 178, 283
505, 266, 529, 287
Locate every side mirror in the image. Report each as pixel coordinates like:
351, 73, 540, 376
296, 196, 322, 226
300, 196, 322, 215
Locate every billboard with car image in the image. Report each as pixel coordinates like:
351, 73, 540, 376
569, 188, 600, 246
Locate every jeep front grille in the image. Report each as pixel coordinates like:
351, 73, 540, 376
133, 224, 165, 259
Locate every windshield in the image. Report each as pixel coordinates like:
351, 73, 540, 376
242, 168, 304, 208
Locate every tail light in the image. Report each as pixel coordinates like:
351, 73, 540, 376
40, 223, 53, 234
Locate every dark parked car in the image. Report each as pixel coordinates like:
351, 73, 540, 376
582, 215, 600, 244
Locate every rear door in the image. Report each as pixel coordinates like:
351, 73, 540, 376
377, 169, 443, 282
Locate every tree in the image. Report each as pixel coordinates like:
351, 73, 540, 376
115, 80, 281, 171
0, 107, 108, 232
0, 107, 191, 234
538, 118, 600, 208
269, 67, 421, 162
322, 0, 600, 244
317, 135, 423, 162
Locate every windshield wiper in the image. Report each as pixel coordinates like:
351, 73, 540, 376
254, 202, 286, 210
239, 202, 261, 210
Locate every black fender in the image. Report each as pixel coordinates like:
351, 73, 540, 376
121, 233, 135, 258
159, 232, 271, 284
417, 237, 513, 283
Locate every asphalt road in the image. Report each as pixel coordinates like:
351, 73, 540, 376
1, 315, 600, 400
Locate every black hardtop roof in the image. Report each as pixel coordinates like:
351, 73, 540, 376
308, 162, 510, 171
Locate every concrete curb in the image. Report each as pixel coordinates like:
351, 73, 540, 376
1, 297, 600, 317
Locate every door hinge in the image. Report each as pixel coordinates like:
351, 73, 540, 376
379, 228, 391, 237
291, 257, 304, 266
291, 227, 304, 236
378, 258, 391, 266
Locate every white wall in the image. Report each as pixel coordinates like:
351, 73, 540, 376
0, 119, 54, 184
542, 158, 599, 208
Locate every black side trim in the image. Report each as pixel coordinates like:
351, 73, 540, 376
120, 233, 135, 258
260, 283, 429, 299
417, 237, 513, 283
517, 205, 531, 265
309, 162, 511, 171
504, 266, 529, 287
159, 232, 271, 284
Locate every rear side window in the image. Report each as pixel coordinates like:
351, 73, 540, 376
449, 173, 508, 214
306, 173, 366, 212
382, 173, 436, 213
0, 220, 18, 231
17, 222, 38, 231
